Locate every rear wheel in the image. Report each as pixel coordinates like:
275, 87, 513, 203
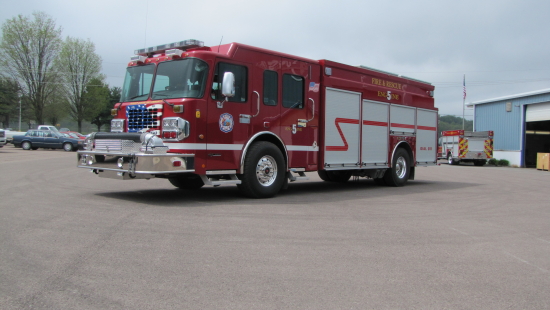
21, 141, 31, 150
474, 159, 487, 166
168, 174, 204, 190
384, 148, 410, 187
238, 141, 285, 198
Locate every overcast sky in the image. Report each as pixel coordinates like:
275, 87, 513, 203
2, 0, 549, 118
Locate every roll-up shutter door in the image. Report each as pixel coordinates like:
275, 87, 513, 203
526, 102, 550, 122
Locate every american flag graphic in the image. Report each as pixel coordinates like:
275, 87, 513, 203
309, 82, 320, 93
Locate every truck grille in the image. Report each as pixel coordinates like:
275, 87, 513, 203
126, 104, 163, 132
95, 140, 123, 152
95, 140, 141, 153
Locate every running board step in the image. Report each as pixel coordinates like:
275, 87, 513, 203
200, 174, 242, 187
288, 171, 309, 182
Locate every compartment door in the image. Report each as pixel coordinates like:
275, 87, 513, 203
324, 88, 361, 168
416, 109, 438, 164
361, 100, 389, 167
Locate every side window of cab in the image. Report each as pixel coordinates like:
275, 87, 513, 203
211, 62, 248, 102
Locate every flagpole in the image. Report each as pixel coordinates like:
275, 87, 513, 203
462, 74, 466, 130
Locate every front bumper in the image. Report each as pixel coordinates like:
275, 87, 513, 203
76, 132, 195, 179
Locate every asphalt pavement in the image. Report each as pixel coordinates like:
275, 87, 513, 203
1, 146, 549, 309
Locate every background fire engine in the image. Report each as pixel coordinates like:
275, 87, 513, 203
78, 39, 438, 198
438, 130, 494, 166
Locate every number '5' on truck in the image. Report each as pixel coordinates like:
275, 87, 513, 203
77, 40, 438, 198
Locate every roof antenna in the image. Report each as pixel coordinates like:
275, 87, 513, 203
218, 36, 223, 53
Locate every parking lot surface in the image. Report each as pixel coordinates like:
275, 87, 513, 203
1, 146, 549, 309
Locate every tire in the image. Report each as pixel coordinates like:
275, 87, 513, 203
63, 143, 73, 152
384, 148, 410, 187
474, 159, 487, 166
237, 141, 285, 198
21, 141, 31, 150
447, 154, 458, 165
168, 175, 204, 190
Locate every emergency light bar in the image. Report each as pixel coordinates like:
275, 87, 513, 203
134, 39, 204, 56
130, 55, 147, 65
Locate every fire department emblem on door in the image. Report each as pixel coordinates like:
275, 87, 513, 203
219, 113, 234, 133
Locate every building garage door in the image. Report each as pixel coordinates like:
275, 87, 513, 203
526, 102, 550, 122
525, 102, 550, 167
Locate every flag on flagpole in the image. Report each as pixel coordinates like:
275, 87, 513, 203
463, 74, 466, 100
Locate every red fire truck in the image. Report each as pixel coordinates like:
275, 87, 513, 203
438, 130, 493, 166
77, 39, 438, 198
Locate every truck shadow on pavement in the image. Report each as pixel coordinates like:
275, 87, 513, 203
96, 178, 479, 207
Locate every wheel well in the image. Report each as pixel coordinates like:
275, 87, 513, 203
240, 132, 288, 174
394, 142, 414, 164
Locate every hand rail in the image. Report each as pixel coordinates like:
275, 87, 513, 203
252, 91, 260, 117
307, 98, 315, 122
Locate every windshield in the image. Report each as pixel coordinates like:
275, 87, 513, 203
120, 64, 155, 102
120, 59, 209, 102
151, 58, 209, 100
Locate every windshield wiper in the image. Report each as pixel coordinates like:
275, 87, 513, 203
129, 94, 149, 100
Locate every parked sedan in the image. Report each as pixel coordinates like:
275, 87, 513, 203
60, 131, 86, 140
12, 130, 83, 152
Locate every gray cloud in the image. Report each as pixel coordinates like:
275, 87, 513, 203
3, 0, 549, 118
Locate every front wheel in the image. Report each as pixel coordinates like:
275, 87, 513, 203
21, 141, 32, 150
238, 141, 285, 198
63, 143, 73, 152
384, 148, 410, 187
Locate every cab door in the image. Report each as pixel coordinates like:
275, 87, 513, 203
205, 61, 252, 171
279, 58, 320, 170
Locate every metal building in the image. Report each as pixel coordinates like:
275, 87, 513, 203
467, 88, 550, 167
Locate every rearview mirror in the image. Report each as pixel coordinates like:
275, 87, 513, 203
221, 72, 235, 98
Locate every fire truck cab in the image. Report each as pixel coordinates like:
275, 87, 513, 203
77, 39, 438, 198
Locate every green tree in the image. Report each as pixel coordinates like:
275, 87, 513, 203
84, 78, 111, 131
0, 76, 20, 128
43, 94, 68, 128
55, 36, 102, 132
0, 11, 62, 125
438, 115, 473, 136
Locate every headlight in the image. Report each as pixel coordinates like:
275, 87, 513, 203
111, 119, 125, 132
162, 117, 189, 141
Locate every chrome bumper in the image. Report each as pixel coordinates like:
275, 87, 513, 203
77, 151, 194, 173
76, 132, 195, 179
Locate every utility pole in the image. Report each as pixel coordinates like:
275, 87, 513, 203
18, 97, 22, 132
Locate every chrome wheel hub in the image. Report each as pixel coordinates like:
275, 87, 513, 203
395, 156, 407, 179
256, 155, 277, 186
